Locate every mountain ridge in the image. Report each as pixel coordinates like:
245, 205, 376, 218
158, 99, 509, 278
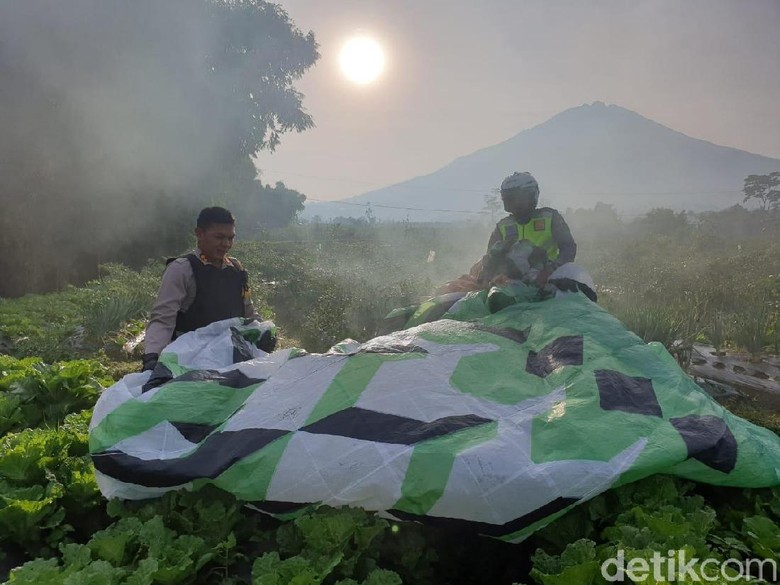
304, 102, 780, 221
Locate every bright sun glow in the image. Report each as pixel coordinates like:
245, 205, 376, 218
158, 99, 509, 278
339, 36, 385, 85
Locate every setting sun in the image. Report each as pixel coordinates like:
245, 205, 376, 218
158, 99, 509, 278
339, 36, 385, 85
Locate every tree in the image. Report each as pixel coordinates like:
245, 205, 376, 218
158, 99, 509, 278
632, 208, 690, 238
482, 190, 502, 223
233, 180, 306, 231
203, 0, 318, 157
743, 172, 780, 211
0, 0, 318, 296
564, 202, 624, 244
364, 203, 377, 225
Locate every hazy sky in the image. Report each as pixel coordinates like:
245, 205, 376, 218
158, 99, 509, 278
254, 0, 780, 203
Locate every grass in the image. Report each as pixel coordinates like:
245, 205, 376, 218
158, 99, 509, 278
1, 215, 778, 365
731, 303, 771, 360
706, 310, 728, 355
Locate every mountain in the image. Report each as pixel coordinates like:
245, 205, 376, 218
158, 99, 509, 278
304, 102, 780, 221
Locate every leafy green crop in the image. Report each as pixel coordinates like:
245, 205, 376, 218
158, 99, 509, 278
526, 477, 780, 584
0, 356, 110, 436
0, 411, 104, 556
0, 262, 158, 362
6, 517, 216, 585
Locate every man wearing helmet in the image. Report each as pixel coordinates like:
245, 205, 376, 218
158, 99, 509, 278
475, 171, 576, 287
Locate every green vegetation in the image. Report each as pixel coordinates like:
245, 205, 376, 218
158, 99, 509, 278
0, 356, 110, 435
1, 204, 779, 583
237, 222, 486, 352
0, 411, 103, 558
528, 478, 780, 584
4, 206, 778, 361
570, 204, 780, 359
0, 263, 160, 362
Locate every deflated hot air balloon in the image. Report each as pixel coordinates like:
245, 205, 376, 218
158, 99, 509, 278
89, 270, 780, 543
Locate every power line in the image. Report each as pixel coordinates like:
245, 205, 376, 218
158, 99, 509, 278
262, 168, 490, 193
548, 190, 738, 196
261, 167, 740, 197
304, 198, 707, 219
264, 169, 740, 218
306, 197, 488, 215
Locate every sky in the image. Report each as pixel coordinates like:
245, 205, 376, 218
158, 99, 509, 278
253, 0, 780, 204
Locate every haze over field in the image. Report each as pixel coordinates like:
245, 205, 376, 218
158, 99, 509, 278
2, 0, 780, 295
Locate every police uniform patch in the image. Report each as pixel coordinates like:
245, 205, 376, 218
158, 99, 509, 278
533, 219, 546, 231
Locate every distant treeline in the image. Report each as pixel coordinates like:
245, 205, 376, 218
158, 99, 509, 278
564, 202, 780, 246
0, 0, 316, 297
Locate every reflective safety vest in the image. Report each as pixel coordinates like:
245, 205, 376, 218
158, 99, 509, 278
497, 210, 559, 261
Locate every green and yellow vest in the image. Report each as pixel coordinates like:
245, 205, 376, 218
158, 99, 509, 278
496, 210, 559, 261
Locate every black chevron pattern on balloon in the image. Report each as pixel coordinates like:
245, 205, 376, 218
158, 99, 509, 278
670, 415, 737, 474
231, 327, 257, 363
301, 407, 493, 445
526, 335, 584, 378
359, 342, 429, 354
595, 369, 662, 417
468, 324, 531, 345
246, 500, 311, 515
173, 368, 265, 389
91, 428, 288, 487
170, 421, 218, 443
142, 362, 174, 393
389, 496, 579, 537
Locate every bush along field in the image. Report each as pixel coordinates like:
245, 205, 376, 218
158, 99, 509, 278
1, 207, 780, 583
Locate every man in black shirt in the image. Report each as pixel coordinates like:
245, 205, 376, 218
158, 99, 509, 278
141, 206, 259, 372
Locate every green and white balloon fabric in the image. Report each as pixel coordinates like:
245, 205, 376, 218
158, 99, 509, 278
89, 287, 780, 543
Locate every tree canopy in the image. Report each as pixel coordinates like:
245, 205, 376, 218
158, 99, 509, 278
227, 175, 307, 233
0, 0, 318, 296
743, 172, 780, 211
